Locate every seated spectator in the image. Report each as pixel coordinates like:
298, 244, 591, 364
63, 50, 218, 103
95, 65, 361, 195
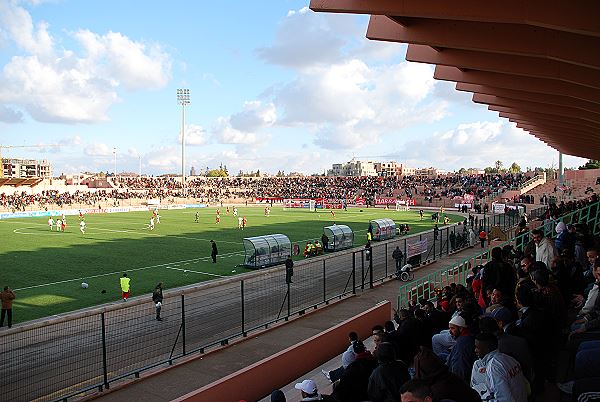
294, 379, 333, 402
331, 340, 377, 402
470, 333, 528, 402
445, 315, 476, 383
367, 342, 410, 402
322, 331, 358, 383
400, 379, 435, 402
412, 347, 480, 402
270, 389, 286, 402
479, 314, 534, 383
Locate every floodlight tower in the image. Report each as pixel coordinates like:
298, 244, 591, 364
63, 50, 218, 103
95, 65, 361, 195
113, 147, 117, 177
177, 88, 191, 195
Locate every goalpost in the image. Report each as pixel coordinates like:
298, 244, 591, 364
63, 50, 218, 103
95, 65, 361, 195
396, 201, 409, 211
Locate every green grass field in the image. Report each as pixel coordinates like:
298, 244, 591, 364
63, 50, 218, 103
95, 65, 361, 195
0, 206, 460, 323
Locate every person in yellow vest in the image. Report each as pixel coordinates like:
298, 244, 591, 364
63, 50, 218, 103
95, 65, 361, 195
120, 273, 131, 301
367, 231, 372, 242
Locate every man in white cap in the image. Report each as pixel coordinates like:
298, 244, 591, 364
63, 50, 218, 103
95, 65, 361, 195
446, 314, 476, 383
294, 379, 333, 401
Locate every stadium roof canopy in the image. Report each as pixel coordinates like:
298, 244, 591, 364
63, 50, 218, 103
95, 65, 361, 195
309, 0, 600, 159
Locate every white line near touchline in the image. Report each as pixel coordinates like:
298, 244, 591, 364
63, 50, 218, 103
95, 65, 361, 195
165, 267, 225, 278
13, 251, 245, 291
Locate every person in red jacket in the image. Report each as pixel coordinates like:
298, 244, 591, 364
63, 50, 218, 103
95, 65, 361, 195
478, 230, 487, 248
0, 286, 16, 328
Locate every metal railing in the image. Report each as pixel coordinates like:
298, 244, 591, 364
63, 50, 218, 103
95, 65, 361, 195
0, 207, 530, 402
397, 200, 600, 308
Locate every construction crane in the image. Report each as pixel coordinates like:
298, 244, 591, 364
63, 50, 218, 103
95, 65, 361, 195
0, 144, 61, 178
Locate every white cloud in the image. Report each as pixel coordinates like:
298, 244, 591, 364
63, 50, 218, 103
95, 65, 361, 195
178, 124, 208, 146
256, 7, 347, 69
0, 1, 171, 123
84, 142, 114, 157
0, 105, 23, 123
229, 101, 276, 132
59, 135, 82, 146
146, 147, 180, 169
398, 120, 587, 170
211, 117, 258, 144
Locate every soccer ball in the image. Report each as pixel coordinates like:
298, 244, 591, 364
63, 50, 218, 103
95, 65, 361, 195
81, 282, 89, 289
184, 269, 188, 273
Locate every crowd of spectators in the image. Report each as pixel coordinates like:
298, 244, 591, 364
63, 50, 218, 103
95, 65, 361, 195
281, 196, 600, 401
1, 173, 534, 211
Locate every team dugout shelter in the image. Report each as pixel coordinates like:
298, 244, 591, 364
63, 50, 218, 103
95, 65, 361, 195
323, 224, 354, 251
243, 234, 291, 269
370, 218, 396, 241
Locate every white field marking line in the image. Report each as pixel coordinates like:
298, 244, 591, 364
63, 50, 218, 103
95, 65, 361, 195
165, 267, 225, 278
3, 219, 244, 245
12, 251, 245, 291
13, 227, 56, 235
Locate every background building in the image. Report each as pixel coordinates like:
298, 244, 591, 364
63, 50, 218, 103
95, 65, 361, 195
2, 158, 52, 178
328, 159, 377, 177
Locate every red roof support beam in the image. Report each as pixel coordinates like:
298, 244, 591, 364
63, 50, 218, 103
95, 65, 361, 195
473, 94, 600, 123
366, 16, 600, 70
406, 44, 600, 89
456, 83, 600, 115
308, 0, 600, 36
434, 66, 600, 105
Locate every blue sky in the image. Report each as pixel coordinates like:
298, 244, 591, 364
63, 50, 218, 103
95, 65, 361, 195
0, 0, 587, 176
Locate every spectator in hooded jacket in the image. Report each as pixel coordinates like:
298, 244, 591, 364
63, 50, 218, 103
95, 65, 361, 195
368, 342, 410, 402
412, 347, 480, 402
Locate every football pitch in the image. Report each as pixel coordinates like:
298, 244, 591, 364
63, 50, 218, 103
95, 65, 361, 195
0, 206, 460, 324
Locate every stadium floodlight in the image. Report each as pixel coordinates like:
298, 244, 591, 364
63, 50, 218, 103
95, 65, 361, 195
177, 89, 191, 195
113, 147, 117, 177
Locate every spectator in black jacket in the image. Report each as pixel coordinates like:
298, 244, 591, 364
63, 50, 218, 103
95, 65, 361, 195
368, 342, 410, 402
332, 340, 377, 402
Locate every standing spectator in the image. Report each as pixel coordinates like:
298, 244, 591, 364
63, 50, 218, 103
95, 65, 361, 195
479, 230, 487, 248
152, 283, 163, 321
120, 273, 131, 301
482, 247, 517, 301
0, 286, 16, 328
365, 241, 372, 261
285, 256, 294, 284
321, 232, 329, 251
210, 240, 218, 263
392, 246, 404, 274
531, 229, 557, 270
470, 333, 528, 402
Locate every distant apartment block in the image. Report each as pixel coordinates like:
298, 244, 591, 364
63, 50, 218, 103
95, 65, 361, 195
328, 159, 421, 178
2, 158, 52, 178
328, 159, 378, 177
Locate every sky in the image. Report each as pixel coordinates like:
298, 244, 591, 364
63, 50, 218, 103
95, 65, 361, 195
0, 0, 588, 176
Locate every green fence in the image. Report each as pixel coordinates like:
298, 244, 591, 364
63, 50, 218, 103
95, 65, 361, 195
397, 200, 600, 308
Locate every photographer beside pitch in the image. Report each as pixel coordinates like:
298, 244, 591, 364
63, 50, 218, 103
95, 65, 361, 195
152, 283, 164, 321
